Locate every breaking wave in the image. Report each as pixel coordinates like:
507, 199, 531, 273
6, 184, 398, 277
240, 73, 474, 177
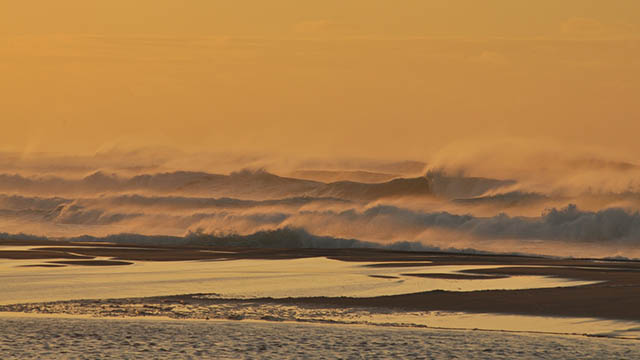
1, 149, 640, 258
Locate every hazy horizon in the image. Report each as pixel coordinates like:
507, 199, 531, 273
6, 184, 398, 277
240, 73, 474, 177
2, 1, 640, 159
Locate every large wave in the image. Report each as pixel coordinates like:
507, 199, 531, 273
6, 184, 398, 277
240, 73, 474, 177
1, 149, 640, 258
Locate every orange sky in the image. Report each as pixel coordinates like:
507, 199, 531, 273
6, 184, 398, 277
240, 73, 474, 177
1, 1, 639, 160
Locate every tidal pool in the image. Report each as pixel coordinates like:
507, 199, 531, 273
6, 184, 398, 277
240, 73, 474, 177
0, 253, 596, 305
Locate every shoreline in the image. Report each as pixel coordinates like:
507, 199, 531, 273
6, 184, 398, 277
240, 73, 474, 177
2, 310, 639, 342
3, 239, 640, 330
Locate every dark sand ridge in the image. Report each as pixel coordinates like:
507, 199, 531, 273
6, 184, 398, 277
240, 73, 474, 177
47, 260, 134, 266
401, 273, 506, 280
2, 239, 640, 321
1, 239, 636, 265
1, 240, 558, 262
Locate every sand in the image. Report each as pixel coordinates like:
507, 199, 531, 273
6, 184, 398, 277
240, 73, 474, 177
3, 315, 639, 359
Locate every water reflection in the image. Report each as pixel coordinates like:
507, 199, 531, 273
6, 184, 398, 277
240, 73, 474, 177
0, 252, 597, 305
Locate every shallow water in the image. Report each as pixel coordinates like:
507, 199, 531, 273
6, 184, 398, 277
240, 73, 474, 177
0, 255, 597, 304
7, 297, 640, 340
1, 315, 638, 360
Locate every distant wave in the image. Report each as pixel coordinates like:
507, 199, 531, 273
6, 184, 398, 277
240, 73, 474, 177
74, 194, 350, 211
425, 170, 515, 199
0, 170, 436, 201
2, 191, 640, 244
0, 194, 71, 211
0, 170, 319, 199
307, 177, 432, 201
0, 193, 348, 211
452, 191, 551, 207
289, 169, 400, 183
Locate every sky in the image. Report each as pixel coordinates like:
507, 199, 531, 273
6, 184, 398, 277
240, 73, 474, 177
1, 1, 639, 160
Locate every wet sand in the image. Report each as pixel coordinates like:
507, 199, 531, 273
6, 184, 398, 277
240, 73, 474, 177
2, 239, 640, 322
47, 260, 134, 266
267, 262, 640, 321
401, 273, 506, 280
4, 315, 639, 359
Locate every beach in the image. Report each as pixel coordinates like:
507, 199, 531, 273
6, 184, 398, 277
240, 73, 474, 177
3, 240, 640, 346
3, 314, 640, 360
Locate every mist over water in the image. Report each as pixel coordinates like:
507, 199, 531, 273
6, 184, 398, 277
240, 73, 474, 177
2, 147, 640, 258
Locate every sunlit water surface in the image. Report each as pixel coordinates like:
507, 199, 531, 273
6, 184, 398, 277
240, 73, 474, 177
0, 250, 596, 305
